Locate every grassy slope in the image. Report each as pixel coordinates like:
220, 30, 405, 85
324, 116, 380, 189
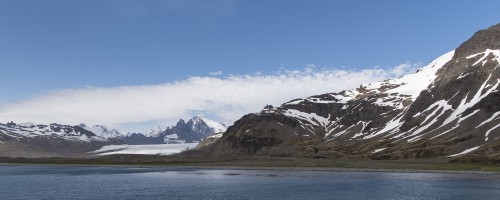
1, 155, 500, 172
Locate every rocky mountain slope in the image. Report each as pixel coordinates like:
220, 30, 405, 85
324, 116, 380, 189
123, 116, 226, 144
0, 122, 121, 157
201, 23, 500, 162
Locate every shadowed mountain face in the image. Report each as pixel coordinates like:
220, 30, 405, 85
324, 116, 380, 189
202, 23, 500, 161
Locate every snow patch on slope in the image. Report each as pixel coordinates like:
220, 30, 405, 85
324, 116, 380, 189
207, 132, 223, 139
448, 145, 482, 157
485, 124, 500, 142
477, 111, 500, 128
284, 109, 329, 127
383, 50, 455, 99
443, 74, 500, 125
200, 117, 227, 133
466, 49, 500, 66
409, 100, 452, 137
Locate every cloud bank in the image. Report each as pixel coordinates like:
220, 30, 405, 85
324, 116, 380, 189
0, 63, 420, 131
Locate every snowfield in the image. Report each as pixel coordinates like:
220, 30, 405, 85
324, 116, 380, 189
90, 143, 199, 156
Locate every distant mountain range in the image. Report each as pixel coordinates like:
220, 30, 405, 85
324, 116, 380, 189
79, 124, 122, 139
199, 23, 500, 162
122, 116, 227, 144
0, 116, 226, 157
0, 122, 119, 157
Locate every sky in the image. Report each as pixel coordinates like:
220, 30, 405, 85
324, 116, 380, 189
0, 0, 499, 133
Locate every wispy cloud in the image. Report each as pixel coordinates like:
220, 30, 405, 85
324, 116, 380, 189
209, 71, 223, 76
0, 64, 420, 131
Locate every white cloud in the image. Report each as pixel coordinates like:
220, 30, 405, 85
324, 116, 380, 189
0, 64, 420, 132
209, 71, 223, 76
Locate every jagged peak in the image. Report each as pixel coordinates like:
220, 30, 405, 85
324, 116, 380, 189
144, 125, 164, 137
191, 116, 204, 122
177, 119, 186, 125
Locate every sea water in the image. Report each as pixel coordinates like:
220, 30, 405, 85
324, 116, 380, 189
1, 165, 500, 200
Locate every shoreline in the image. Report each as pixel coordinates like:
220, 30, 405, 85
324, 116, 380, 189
2, 162, 500, 175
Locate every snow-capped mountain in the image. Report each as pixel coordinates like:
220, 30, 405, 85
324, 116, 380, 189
0, 116, 226, 157
121, 116, 227, 144
197, 117, 227, 133
0, 122, 103, 142
144, 126, 164, 137
79, 124, 123, 139
203, 23, 500, 161
0, 122, 121, 157
161, 116, 226, 143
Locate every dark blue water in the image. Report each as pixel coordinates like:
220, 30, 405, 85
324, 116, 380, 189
1, 165, 500, 200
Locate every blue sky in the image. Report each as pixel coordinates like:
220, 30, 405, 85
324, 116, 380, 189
0, 0, 499, 132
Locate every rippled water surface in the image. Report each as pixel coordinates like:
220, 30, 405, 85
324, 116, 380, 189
1, 165, 500, 200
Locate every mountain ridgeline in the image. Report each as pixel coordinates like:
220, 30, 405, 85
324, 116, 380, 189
0, 122, 121, 157
0, 117, 226, 157
198, 23, 500, 162
123, 117, 227, 144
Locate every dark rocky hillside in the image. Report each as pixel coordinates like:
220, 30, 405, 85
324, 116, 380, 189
199, 23, 500, 162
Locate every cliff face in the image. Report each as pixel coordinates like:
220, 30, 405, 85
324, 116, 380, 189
202, 23, 500, 161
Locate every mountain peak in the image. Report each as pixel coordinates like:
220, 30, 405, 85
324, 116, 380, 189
454, 23, 500, 59
144, 125, 164, 137
80, 124, 123, 139
177, 119, 186, 125
123, 116, 228, 144
191, 116, 204, 122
